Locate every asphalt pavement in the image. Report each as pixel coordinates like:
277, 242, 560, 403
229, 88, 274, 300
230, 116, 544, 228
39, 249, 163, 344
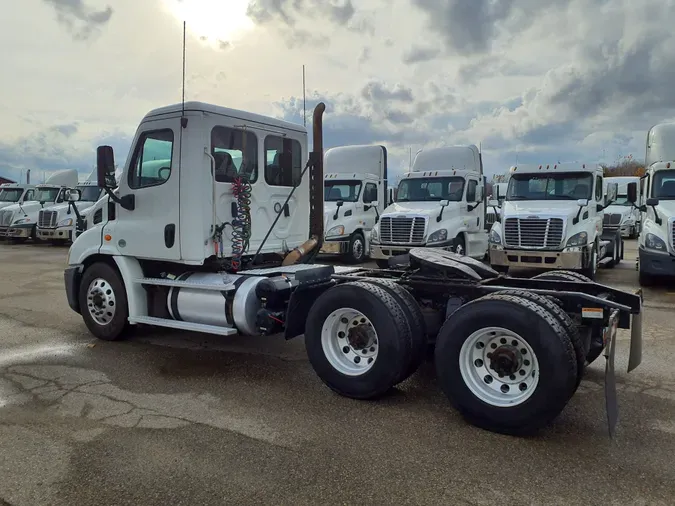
0, 241, 674, 505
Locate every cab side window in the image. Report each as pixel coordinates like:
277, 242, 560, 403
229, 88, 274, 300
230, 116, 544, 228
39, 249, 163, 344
23, 190, 34, 201
211, 126, 258, 183
363, 183, 377, 203
264, 136, 302, 187
466, 180, 477, 202
128, 129, 174, 189
595, 176, 603, 201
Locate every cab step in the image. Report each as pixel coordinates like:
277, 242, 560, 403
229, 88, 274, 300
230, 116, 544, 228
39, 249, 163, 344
598, 256, 614, 266
128, 316, 238, 336
133, 277, 236, 292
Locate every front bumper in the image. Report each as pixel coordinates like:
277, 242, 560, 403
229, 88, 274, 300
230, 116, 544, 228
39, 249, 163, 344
319, 239, 350, 255
371, 239, 455, 260
0, 224, 33, 239
64, 265, 82, 314
489, 246, 584, 269
638, 247, 675, 276
37, 226, 72, 241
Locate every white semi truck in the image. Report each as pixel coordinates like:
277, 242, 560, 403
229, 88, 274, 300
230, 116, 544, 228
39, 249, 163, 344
488, 163, 621, 279
0, 169, 78, 241
62, 100, 642, 437
631, 122, 675, 285
320, 145, 388, 263
603, 176, 641, 239
370, 146, 489, 268
36, 170, 104, 244
0, 182, 35, 210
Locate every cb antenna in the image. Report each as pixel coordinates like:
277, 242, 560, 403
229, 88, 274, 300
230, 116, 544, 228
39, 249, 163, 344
181, 20, 187, 127
302, 65, 306, 127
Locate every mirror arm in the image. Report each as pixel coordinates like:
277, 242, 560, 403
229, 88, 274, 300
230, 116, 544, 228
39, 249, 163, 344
68, 201, 84, 229
572, 205, 584, 225
437, 205, 445, 222
652, 205, 662, 225
104, 187, 135, 211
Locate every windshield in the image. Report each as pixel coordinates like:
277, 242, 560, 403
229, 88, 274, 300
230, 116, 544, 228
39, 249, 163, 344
325, 181, 362, 202
507, 173, 593, 201
33, 187, 61, 202
612, 195, 631, 206
0, 189, 23, 202
77, 185, 101, 202
652, 170, 675, 200
397, 177, 465, 202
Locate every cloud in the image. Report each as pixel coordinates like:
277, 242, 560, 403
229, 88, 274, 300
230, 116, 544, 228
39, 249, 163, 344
41, 0, 113, 40
402, 45, 441, 64
247, 0, 356, 27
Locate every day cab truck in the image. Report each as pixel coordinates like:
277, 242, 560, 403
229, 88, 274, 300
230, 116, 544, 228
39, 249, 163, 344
632, 122, 675, 285
369, 146, 489, 268
320, 145, 388, 263
63, 100, 642, 437
36, 170, 104, 244
0, 183, 36, 211
488, 163, 621, 280
0, 169, 78, 241
603, 176, 641, 239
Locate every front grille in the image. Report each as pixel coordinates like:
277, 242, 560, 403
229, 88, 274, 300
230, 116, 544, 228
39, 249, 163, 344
603, 213, 622, 226
504, 218, 564, 249
0, 210, 13, 226
380, 216, 426, 244
38, 210, 57, 228
485, 212, 496, 226
671, 221, 675, 250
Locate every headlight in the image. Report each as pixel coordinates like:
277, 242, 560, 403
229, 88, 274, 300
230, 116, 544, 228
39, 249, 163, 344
489, 229, 501, 244
428, 229, 448, 243
623, 217, 634, 225
645, 233, 668, 253
566, 231, 588, 247
326, 225, 345, 237
57, 218, 73, 227
12, 217, 30, 225
371, 226, 379, 243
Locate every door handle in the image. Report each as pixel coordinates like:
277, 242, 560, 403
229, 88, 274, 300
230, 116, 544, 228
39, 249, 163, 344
164, 224, 176, 248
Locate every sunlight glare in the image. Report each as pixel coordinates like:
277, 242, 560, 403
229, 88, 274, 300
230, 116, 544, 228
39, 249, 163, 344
166, 0, 255, 43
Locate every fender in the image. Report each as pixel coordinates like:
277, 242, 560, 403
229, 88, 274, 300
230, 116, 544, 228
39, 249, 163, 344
112, 255, 148, 319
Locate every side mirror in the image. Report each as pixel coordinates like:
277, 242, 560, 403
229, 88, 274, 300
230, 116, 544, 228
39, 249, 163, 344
488, 199, 499, 207
627, 182, 638, 203
475, 186, 484, 202
440, 199, 449, 207
96, 145, 117, 189
605, 182, 618, 204
646, 197, 659, 207
370, 201, 379, 207
577, 198, 589, 207
65, 189, 81, 202
336, 200, 344, 207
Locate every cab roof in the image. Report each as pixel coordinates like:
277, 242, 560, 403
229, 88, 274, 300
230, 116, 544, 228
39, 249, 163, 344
509, 162, 602, 175
143, 101, 307, 135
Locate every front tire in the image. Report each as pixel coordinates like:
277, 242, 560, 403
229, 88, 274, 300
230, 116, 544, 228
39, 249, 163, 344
434, 293, 577, 436
453, 235, 466, 256
78, 262, 130, 341
581, 243, 598, 280
346, 232, 366, 264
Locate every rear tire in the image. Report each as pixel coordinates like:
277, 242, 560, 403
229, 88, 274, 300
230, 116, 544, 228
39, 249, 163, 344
305, 282, 412, 399
79, 262, 130, 341
434, 293, 577, 436
534, 270, 592, 283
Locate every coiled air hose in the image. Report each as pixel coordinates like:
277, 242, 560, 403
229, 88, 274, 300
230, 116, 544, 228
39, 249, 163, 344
230, 175, 252, 271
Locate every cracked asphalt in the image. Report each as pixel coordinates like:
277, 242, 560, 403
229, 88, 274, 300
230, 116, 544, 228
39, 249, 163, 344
0, 241, 674, 505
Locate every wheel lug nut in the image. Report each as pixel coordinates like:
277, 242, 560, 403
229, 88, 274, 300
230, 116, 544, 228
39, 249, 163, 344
500, 338, 506, 344
484, 375, 493, 384
524, 360, 530, 366
361, 350, 368, 355
369, 347, 375, 352
521, 348, 527, 354
342, 346, 350, 354
367, 358, 373, 364
519, 370, 526, 376
490, 343, 497, 349
354, 356, 361, 364
341, 317, 348, 324
519, 383, 527, 391
501, 384, 510, 393
476, 342, 484, 349
509, 374, 516, 380
511, 340, 518, 346
474, 359, 483, 367
338, 332, 345, 338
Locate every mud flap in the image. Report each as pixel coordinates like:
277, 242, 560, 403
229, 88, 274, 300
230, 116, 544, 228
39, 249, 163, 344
604, 310, 619, 439
628, 289, 643, 373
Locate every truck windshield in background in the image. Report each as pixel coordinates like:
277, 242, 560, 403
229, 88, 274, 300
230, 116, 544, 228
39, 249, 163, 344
325, 181, 362, 202
0, 189, 23, 202
507, 173, 593, 201
33, 188, 61, 202
613, 195, 631, 206
397, 177, 465, 202
77, 186, 101, 202
652, 170, 675, 199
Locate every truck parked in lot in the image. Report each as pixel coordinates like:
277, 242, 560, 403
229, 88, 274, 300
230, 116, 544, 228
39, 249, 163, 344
488, 163, 621, 279
603, 176, 642, 239
0, 169, 78, 241
63, 100, 641, 437
370, 146, 489, 267
633, 122, 675, 285
0, 183, 35, 211
320, 145, 388, 263
36, 171, 103, 244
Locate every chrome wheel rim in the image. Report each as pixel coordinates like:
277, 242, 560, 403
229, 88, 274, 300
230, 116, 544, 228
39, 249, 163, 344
86, 278, 117, 326
321, 308, 378, 376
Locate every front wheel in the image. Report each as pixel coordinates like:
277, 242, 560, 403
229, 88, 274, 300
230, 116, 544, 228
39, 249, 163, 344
346, 232, 366, 264
78, 262, 130, 341
581, 243, 598, 280
453, 235, 466, 256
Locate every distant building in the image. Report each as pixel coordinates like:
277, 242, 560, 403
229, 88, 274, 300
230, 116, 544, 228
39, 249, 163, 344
0, 176, 16, 185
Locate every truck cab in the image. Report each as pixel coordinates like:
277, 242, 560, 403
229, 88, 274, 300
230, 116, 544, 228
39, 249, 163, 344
0, 169, 78, 241
36, 171, 103, 243
0, 183, 35, 211
370, 145, 488, 266
603, 176, 641, 239
489, 163, 620, 279
320, 145, 387, 263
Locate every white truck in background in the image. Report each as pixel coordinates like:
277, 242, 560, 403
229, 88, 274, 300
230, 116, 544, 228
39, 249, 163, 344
320, 145, 388, 263
36, 170, 104, 244
631, 122, 675, 285
485, 182, 508, 229
488, 163, 620, 279
603, 176, 642, 239
0, 169, 79, 241
74, 170, 123, 240
0, 183, 35, 210
370, 146, 488, 268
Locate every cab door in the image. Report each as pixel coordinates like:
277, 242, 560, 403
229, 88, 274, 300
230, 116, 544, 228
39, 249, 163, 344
362, 182, 379, 231
465, 177, 482, 232
103, 118, 181, 261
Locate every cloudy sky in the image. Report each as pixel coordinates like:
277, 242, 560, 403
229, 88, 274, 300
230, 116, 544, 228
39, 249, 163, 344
2, 0, 674, 184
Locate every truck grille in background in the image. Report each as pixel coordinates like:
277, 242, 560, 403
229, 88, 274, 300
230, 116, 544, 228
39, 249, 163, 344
380, 216, 426, 244
38, 210, 57, 228
504, 218, 564, 249
0, 210, 13, 226
485, 212, 496, 226
603, 213, 622, 227
672, 221, 675, 250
